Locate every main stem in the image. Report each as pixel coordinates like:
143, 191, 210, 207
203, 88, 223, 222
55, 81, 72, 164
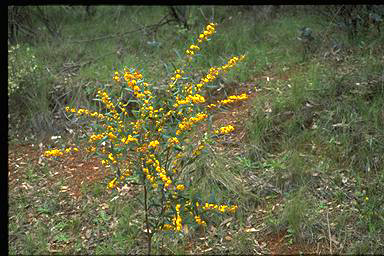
144, 184, 152, 255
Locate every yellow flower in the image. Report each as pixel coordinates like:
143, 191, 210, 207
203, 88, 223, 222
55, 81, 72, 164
163, 224, 173, 230
187, 94, 205, 104
149, 140, 160, 148
107, 178, 117, 189
113, 73, 120, 82
43, 149, 63, 157
121, 135, 138, 144
215, 124, 235, 135
186, 49, 195, 56
189, 44, 200, 51
194, 215, 206, 225
228, 205, 238, 213
136, 93, 145, 98
108, 153, 117, 163
89, 134, 104, 142
176, 184, 185, 191
108, 132, 117, 140
168, 137, 180, 145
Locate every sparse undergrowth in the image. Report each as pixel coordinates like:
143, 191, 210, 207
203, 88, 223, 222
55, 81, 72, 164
8, 5, 384, 255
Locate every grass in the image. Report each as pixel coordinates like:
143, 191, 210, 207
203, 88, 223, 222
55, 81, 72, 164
8, 5, 384, 254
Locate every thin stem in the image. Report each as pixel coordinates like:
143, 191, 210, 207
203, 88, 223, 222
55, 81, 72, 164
144, 184, 152, 255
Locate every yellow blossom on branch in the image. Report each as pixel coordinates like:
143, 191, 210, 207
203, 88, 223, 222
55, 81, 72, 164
107, 178, 117, 189
149, 140, 160, 148
214, 124, 235, 135
43, 149, 64, 157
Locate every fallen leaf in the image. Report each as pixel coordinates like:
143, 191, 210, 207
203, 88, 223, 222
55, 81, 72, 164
100, 203, 109, 210
85, 229, 91, 239
244, 227, 262, 233
60, 186, 69, 192
202, 248, 213, 253
21, 182, 33, 190
110, 196, 119, 202
220, 217, 233, 227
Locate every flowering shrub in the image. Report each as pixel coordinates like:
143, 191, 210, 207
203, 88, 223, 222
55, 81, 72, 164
44, 23, 247, 252
8, 43, 39, 97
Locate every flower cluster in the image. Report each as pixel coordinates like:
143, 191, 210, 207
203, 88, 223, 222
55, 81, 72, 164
43, 147, 79, 158
202, 202, 238, 213
194, 215, 206, 225
208, 93, 249, 109
176, 112, 208, 135
214, 124, 235, 135
193, 143, 205, 156
222, 55, 245, 71
188, 56, 245, 94
198, 23, 216, 43
43, 149, 64, 157
174, 93, 205, 107
143, 153, 173, 189
148, 140, 160, 149
163, 203, 183, 231
173, 204, 183, 231
169, 69, 184, 89
168, 137, 180, 146
106, 168, 133, 189
66, 107, 106, 119
121, 134, 138, 144
108, 177, 118, 189
186, 23, 216, 57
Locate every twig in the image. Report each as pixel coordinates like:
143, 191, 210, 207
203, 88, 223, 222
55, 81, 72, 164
79, 51, 118, 67
327, 210, 332, 254
59, 49, 122, 76
144, 184, 152, 255
69, 14, 174, 44
199, 7, 208, 22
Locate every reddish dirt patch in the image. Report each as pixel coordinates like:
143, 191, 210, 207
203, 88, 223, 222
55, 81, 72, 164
266, 230, 327, 255
8, 143, 109, 199
51, 154, 107, 199
8, 143, 41, 181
